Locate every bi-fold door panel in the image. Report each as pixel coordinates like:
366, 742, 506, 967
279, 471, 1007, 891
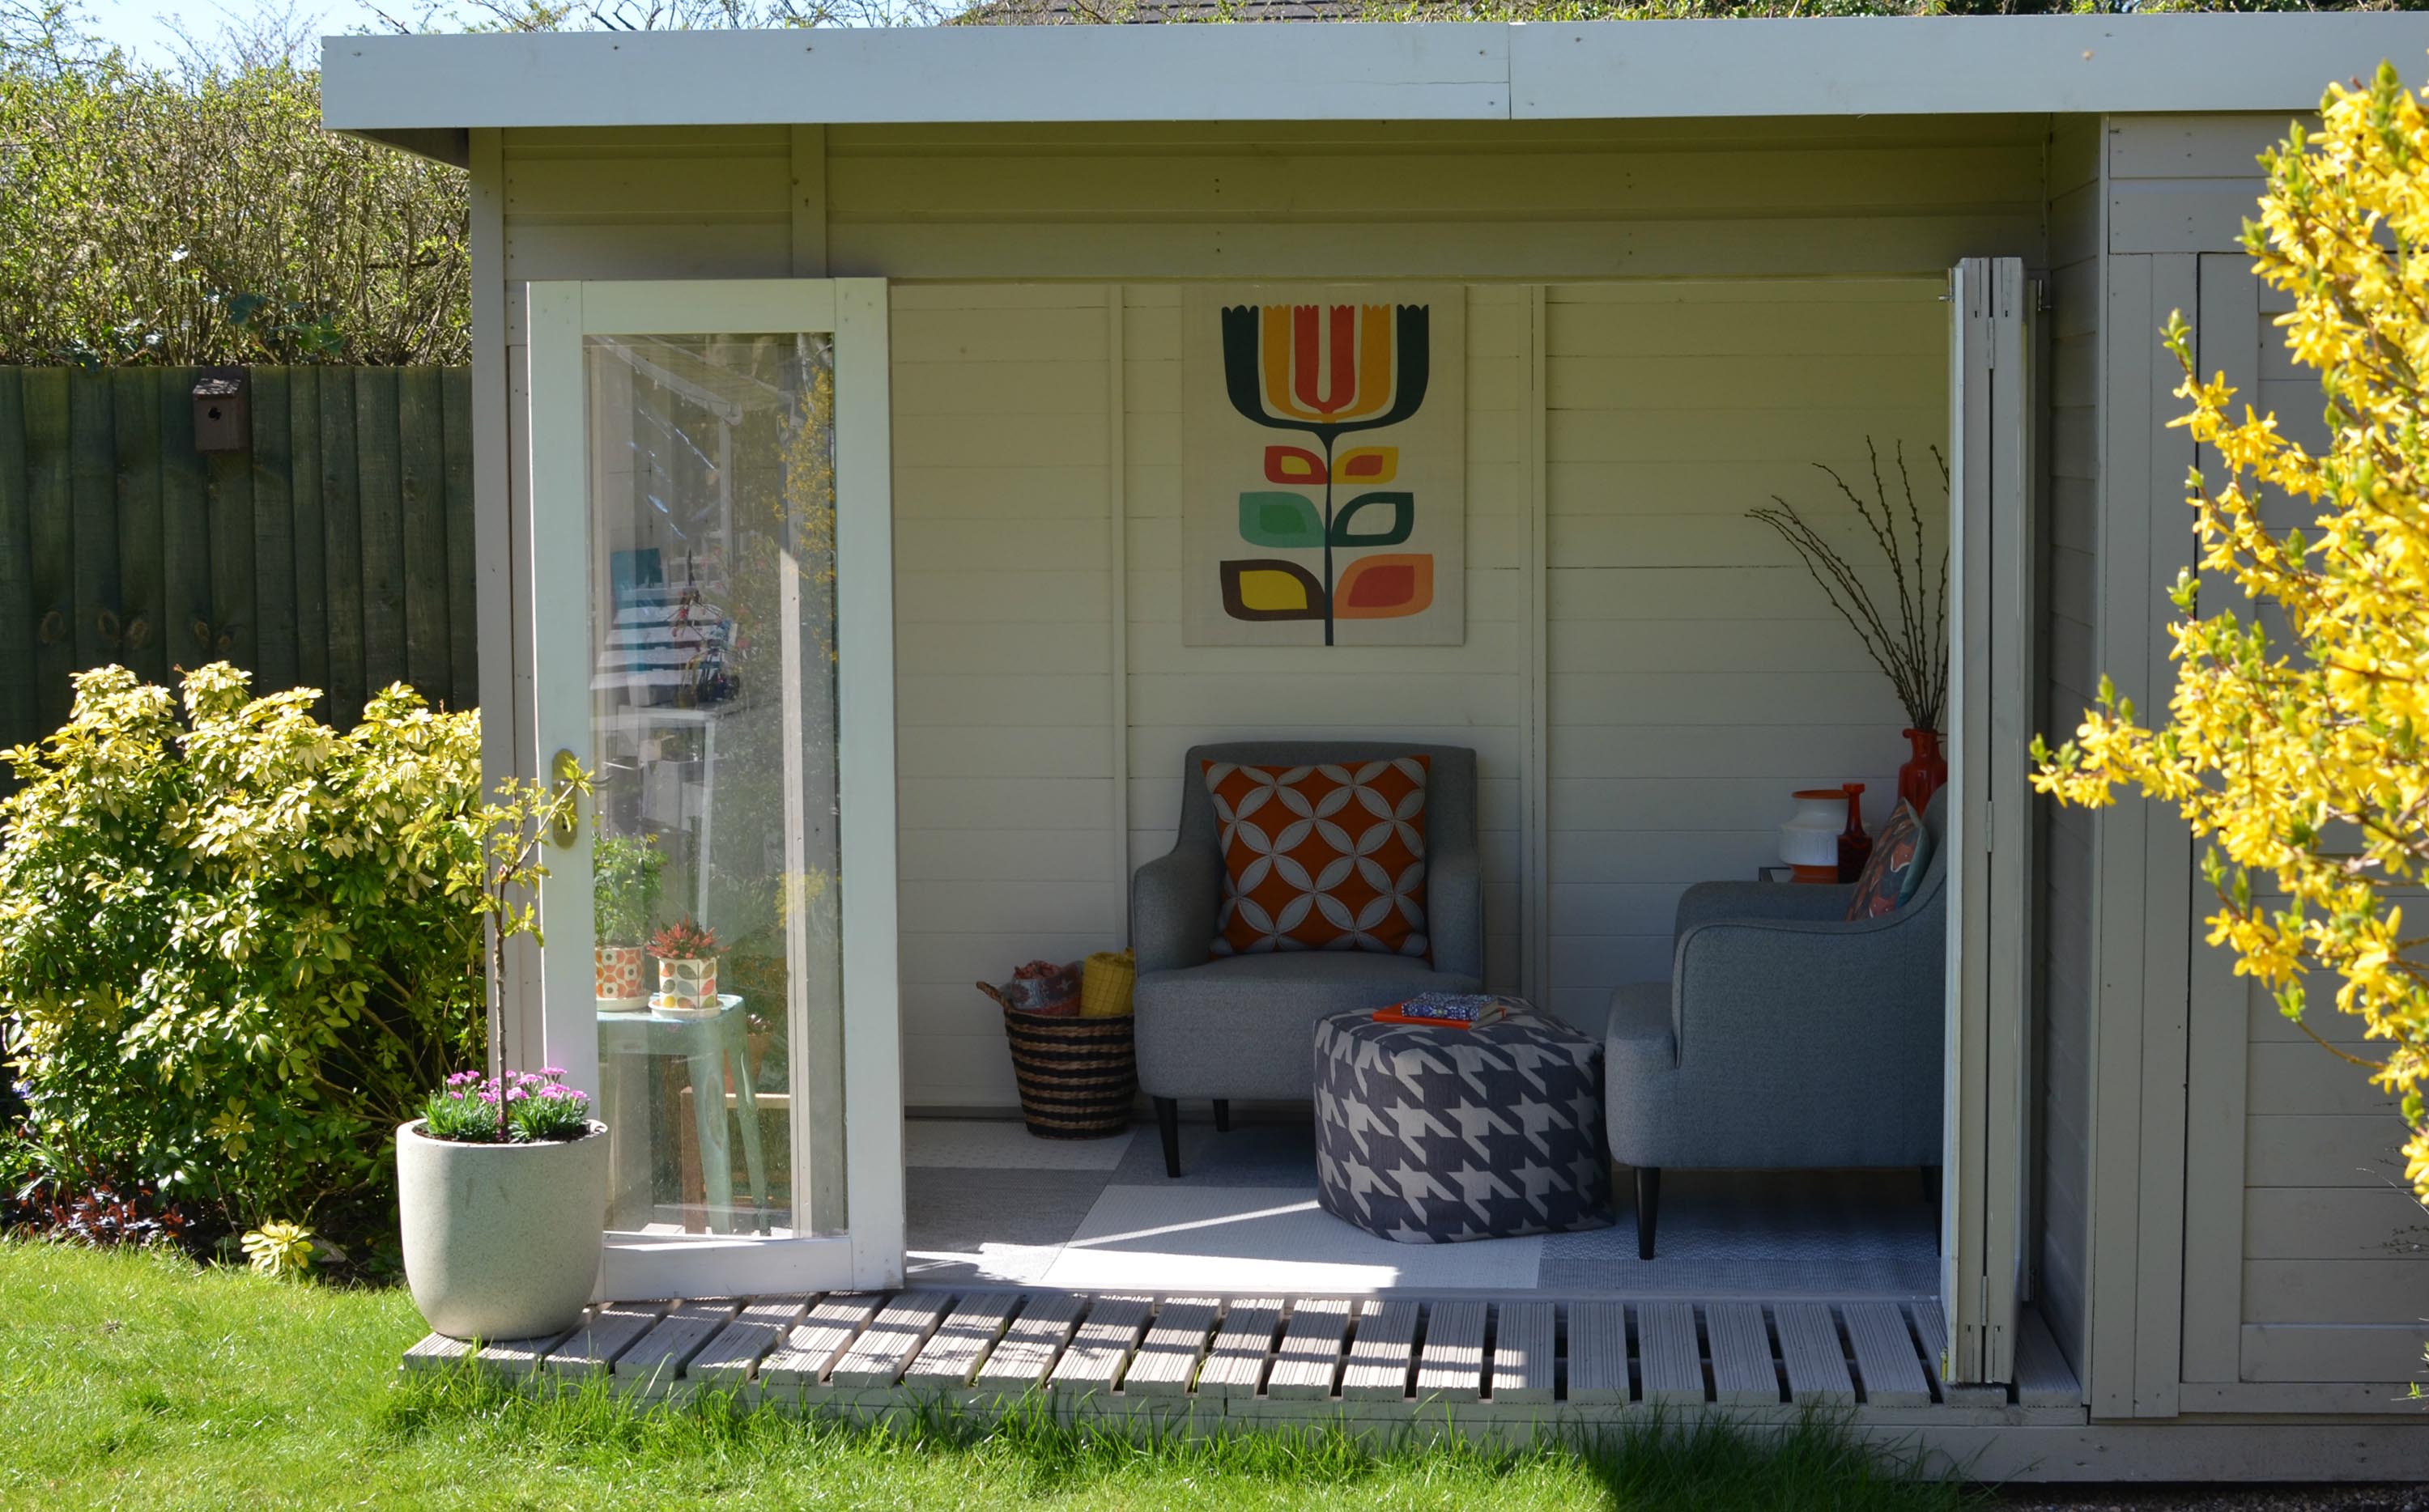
1943, 255, 2033, 1386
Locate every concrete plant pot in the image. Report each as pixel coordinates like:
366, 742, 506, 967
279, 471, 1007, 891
396, 1118, 608, 1341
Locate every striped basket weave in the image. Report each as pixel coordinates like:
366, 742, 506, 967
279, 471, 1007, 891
982, 981, 1137, 1139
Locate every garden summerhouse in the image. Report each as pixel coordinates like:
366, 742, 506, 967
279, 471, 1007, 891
332, 13, 2429, 1478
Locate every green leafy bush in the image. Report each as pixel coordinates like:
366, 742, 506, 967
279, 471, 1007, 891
0, 664, 485, 1235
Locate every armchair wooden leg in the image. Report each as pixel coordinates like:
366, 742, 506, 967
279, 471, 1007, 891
1635, 1166, 1661, 1261
1212, 1099, 1231, 1133
1155, 1098, 1182, 1179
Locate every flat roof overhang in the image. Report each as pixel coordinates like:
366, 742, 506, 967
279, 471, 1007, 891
326, 14, 2429, 162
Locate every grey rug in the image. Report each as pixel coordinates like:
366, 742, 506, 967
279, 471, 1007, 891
902, 1118, 1937, 1298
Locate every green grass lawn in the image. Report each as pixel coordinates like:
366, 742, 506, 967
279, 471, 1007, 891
0, 1238, 1980, 1511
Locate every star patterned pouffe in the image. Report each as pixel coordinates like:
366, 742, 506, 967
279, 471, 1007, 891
1312, 1006, 1613, 1244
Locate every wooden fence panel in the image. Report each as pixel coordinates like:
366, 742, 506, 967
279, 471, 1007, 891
399, 366, 451, 701
0, 371, 30, 745
158, 367, 211, 682
290, 367, 329, 711
355, 367, 407, 700
112, 370, 165, 686
250, 368, 297, 694
0, 364, 477, 758
23, 369, 73, 733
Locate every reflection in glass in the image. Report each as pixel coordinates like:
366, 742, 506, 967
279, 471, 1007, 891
584, 332, 844, 1238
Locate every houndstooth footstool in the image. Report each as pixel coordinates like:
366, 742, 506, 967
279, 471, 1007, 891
1313, 1005, 1613, 1243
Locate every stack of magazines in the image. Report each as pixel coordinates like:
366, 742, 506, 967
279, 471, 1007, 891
1372, 992, 1521, 1029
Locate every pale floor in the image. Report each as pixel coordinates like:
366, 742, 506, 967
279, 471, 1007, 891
903, 1115, 1939, 1298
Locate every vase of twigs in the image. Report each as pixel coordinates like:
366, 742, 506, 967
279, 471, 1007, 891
1747, 438, 1949, 809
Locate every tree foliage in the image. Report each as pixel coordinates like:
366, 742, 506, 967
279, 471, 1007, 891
0, 665, 488, 1234
0, 14, 467, 367
2034, 59, 2429, 1205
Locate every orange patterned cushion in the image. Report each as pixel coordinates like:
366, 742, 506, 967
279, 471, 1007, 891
1203, 757, 1430, 959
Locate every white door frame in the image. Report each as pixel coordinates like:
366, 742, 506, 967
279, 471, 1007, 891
524, 278, 904, 1298
1943, 256, 2033, 1384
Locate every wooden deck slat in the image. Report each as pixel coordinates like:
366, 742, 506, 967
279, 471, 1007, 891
1340, 1299, 1419, 1404
759, 1293, 885, 1387
1774, 1303, 1854, 1406
1414, 1300, 1486, 1403
830, 1291, 955, 1390
1491, 1301, 1556, 1405
1705, 1302, 1779, 1406
2014, 1306, 2080, 1408
1267, 1297, 1355, 1402
974, 1291, 1086, 1396
1565, 1302, 1630, 1406
614, 1299, 743, 1391
478, 1322, 585, 1378
402, 1333, 475, 1372
1844, 1302, 1933, 1408
689, 1295, 812, 1387
1636, 1302, 1704, 1405
1050, 1294, 1154, 1395
546, 1301, 668, 1378
1121, 1298, 1219, 1398
903, 1291, 1022, 1394
1196, 1297, 1286, 1399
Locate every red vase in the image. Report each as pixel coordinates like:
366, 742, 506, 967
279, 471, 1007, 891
1899, 728, 1947, 812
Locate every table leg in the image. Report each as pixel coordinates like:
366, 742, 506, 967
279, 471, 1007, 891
687, 1047, 734, 1234
729, 1036, 770, 1234
603, 1049, 649, 1231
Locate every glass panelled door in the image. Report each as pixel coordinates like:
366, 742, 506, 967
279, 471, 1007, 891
526, 281, 900, 1298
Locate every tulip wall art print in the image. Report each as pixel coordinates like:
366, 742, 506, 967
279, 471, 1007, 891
1182, 285, 1465, 647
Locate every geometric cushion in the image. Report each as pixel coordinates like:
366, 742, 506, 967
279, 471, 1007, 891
1313, 1006, 1612, 1243
1847, 798, 1933, 920
1204, 756, 1429, 959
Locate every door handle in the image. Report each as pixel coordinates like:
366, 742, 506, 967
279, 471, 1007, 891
551, 748, 584, 848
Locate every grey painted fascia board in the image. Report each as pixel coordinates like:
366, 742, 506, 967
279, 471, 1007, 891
322, 15, 2429, 136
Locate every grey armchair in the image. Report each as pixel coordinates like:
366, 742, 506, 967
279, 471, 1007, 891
1605, 788, 1948, 1258
1131, 741, 1484, 1178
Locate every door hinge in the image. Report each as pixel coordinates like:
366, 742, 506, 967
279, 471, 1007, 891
2033, 276, 2053, 313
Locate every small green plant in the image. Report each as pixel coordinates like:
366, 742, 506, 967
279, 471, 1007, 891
649, 919, 719, 961
593, 833, 666, 945
240, 1221, 314, 1279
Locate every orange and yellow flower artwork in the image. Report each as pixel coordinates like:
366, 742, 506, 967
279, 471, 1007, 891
1181, 285, 1465, 648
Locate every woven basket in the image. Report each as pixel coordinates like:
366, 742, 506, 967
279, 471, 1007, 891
983, 981, 1137, 1139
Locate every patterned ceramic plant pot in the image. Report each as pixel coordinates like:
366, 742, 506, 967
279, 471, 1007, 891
594, 945, 646, 1009
658, 956, 718, 1011
397, 1119, 606, 1340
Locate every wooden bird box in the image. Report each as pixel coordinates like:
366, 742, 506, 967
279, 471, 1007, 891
192, 368, 249, 452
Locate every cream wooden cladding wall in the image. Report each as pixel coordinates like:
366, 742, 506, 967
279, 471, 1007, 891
1539, 279, 1942, 1027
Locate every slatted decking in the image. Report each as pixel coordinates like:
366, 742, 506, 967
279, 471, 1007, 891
402, 1291, 2082, 1433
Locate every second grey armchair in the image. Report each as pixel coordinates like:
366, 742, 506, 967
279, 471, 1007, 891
1130, 741, 1485, 1179
1604, 788, 1950, 1258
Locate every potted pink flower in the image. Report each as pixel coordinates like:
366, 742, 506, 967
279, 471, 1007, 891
398, 763, 608, 1343
650, 918, 720, 1012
